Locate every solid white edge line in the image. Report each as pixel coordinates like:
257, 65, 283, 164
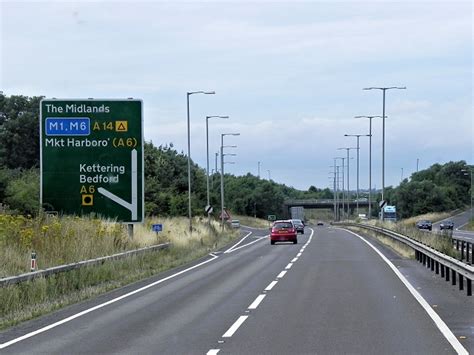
285, 263, 293, 270
265, 280, 278, 291
207, 350, 220, 355
224, 235, 268, 253
222, 316, 248, 338
341, 228, 468, 355
0, 254, 220, 350
277, 271, 287, 278
224, 232, 253, 253
248, 294, 266, 310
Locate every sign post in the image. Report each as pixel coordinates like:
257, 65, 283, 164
40, 99, 144, 224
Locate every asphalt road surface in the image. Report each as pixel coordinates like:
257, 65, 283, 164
0, 225, 471, 354
433, 209, 474, 242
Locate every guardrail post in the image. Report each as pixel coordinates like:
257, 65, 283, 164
431, 258, 435, 272
446, 267, 450, 282
459, 275, 464, 291
467, 243, 471, 264
435, 261, 439, 274
461, 241, 465, 261
456, 239, 459, 251
452, 269, 456, 286
441, 264, 445, 277
467, 279, 472, 296
423, 254, 426, 266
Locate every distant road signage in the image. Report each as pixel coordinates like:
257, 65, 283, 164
379, 200, 387, 209
40, 99, 144, 222
268, 215, 276, 221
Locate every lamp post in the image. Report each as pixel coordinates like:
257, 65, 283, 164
267, 170, 271, 180
363, 86, 406, 207
355, 115, 383, 219
344, 134, 369, 215
205, 115, 229, 215
461, 167, 473, 223
187, 90, 215, 232
220, 133, 239, 229
335, 157, 345, 219
337, 147, 357, 218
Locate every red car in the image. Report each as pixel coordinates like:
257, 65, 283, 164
270, 220, 297, 245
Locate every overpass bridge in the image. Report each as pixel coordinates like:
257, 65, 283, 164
283, 199, 375, 217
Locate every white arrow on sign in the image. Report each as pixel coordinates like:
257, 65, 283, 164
98, 149, 138, 220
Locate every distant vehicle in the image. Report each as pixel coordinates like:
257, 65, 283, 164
270, 220, 297, 245
439, 221, 454, 230
290, 206, 305, 223
291, 219, 305, 234
416, 220, 432, 231
317, 221, 324, 226
358, 214, 368, 220
230, 219, 240, 228
381, 205, 397, 222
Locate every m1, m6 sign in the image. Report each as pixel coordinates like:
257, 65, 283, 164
40, 99, 144, 223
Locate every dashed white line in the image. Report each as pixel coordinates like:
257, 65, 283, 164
248, 294, 266, 309
291, 257, 298, 263
207, 350, 220, 355
277, 270, 287, 278
222, 316, 248, 338
297, 253, 302, 257
265, 280, 278, 291
285, 263, 293, 270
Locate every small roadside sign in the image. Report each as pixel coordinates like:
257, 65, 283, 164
267, 215, 276, 221
379, 200, 387, 209
220, 209, 230, 220
152, 224, 163, 232
205, 205, 213, 214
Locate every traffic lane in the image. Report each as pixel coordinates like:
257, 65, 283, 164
0, 230, 309, 354
433, 208, 473, 232
216, 227, 458, 354
348, 226, 474, 351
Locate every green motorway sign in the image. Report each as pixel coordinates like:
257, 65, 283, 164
40, 99, 144, 222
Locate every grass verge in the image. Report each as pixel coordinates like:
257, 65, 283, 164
0, 216, 238, 330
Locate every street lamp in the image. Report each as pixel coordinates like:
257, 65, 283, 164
221, 133, 240, 229
461, 167, 473, 223
205, 115, 229, 215
187, 90, 215, 232
363, 86, 406, 207
337, 147, 357, 217
335, 157, 346, 220
267, 170, 271, 180
355, 115, 383, 219
344, 134, 370, 215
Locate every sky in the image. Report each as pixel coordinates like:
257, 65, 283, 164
1, 0, 472, 191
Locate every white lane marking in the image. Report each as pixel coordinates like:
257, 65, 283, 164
297, 253, 302, 257
277, 271, 287, 278
224, 235, 268, 254
207, 350, 220, 355
285, 263, 293, 270
291, 257, 298, 263
0, 254, 220, 350
224, 232, 253, 253
222, 316, 248, 338
265, 280, 278, 291
248, 294, 266, 309
341, 228, 468, 355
